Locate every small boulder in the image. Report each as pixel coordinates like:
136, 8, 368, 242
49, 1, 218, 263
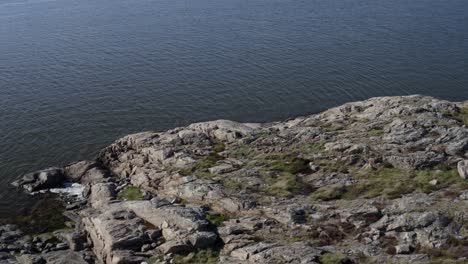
12, 167, 65, 192
395, 244, 413, 254
457, 160, 468, 179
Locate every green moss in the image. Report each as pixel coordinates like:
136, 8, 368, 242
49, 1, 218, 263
443, 107, 468, 125
310, 185, 347, 201
206, 212, 229, 226
264, 155, 310, 174
253, 154, 313, 197
180, 152, 224, 178
118, 186, 144, 200
368, 128, 384, 136
262, 172, 312, 197
212, 142, 226, 153
146, 256, 164, 264
298, 141, 327, 154
414, 168, 468, 193
319, 252, 349, 264
172, 249, 219, 264
343, 167, 413, 199
230, 145, 252, 159
315, 159, 349, 173
222, 178, 243, 190
341, 164, 467, 200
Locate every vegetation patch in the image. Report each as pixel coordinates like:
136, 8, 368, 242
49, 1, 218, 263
262, 172, 313, 197
296, 141, 327, 154
419, 236, 468, 263
343, 166, 411, 199
443, 107, 468, 125
0, 195, 68, 235
414, 168, 468, 193
310, 185, 347, 201
205, 212, 229, 226
212, 142, 226, 153
222, 178, 243, 190
180, 152, 224, 178
252, 154, 314, 197
230, 145, 253, 159
339, 164, 467, 200
368, 128, 384, 136
319, 252, 350, 264
146, 256, 164, 264
314, 159, 349, 173
262, 154, 310, 174
118, 186, 144, 200
171, 249, 219, 264
322, 124, 345, 132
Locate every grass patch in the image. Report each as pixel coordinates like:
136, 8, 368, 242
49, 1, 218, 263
297, 141, 327, 154
263, 155, 310, 174
368, 128, 384, 136
340, 164, 467, 200
310, 185, 347, 201
343, 166, 412, 199
262, 172, 312, 197
443, 107, 468, 125
146, 256, 164, 264
315, 159, 349, 173
205, 212, 229, 226
222, 178, 243, 190
180, 153, 224, 178
212, 142, 225, 153
254, 154, 313, 197
414, 168, 468, 193
230, 145, 252, 159
319, 252, 349, 264
322, 124, 345, 132
172, 249, 219, 264
118, 186, 144, 200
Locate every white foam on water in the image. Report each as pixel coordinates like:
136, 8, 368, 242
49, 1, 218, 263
49, 182, 85, 199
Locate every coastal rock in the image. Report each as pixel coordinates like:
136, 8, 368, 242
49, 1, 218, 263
12, 167, 65, 192
64, 161, 101, 182
89, 183, 117, 208
8, 96, 468, 264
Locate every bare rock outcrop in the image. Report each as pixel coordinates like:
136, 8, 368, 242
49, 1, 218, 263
8, 96, 468, 264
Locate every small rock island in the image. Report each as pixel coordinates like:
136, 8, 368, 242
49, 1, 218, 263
4, 95, 468, 264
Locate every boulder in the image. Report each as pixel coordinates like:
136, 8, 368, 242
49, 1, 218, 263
64, 161, 100, 182
12, 167, 65, 192
457, 160, 468, 179
89, 183, 117, 209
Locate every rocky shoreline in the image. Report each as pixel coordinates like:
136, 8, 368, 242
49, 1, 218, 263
3, 95, 468, 264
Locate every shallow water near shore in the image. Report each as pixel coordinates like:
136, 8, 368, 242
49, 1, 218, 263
1, 0, 468, 217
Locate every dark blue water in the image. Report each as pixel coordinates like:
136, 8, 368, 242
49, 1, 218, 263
1, 0, 467, 216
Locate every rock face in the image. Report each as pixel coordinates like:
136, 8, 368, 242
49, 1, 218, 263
8, 95, 468, 264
